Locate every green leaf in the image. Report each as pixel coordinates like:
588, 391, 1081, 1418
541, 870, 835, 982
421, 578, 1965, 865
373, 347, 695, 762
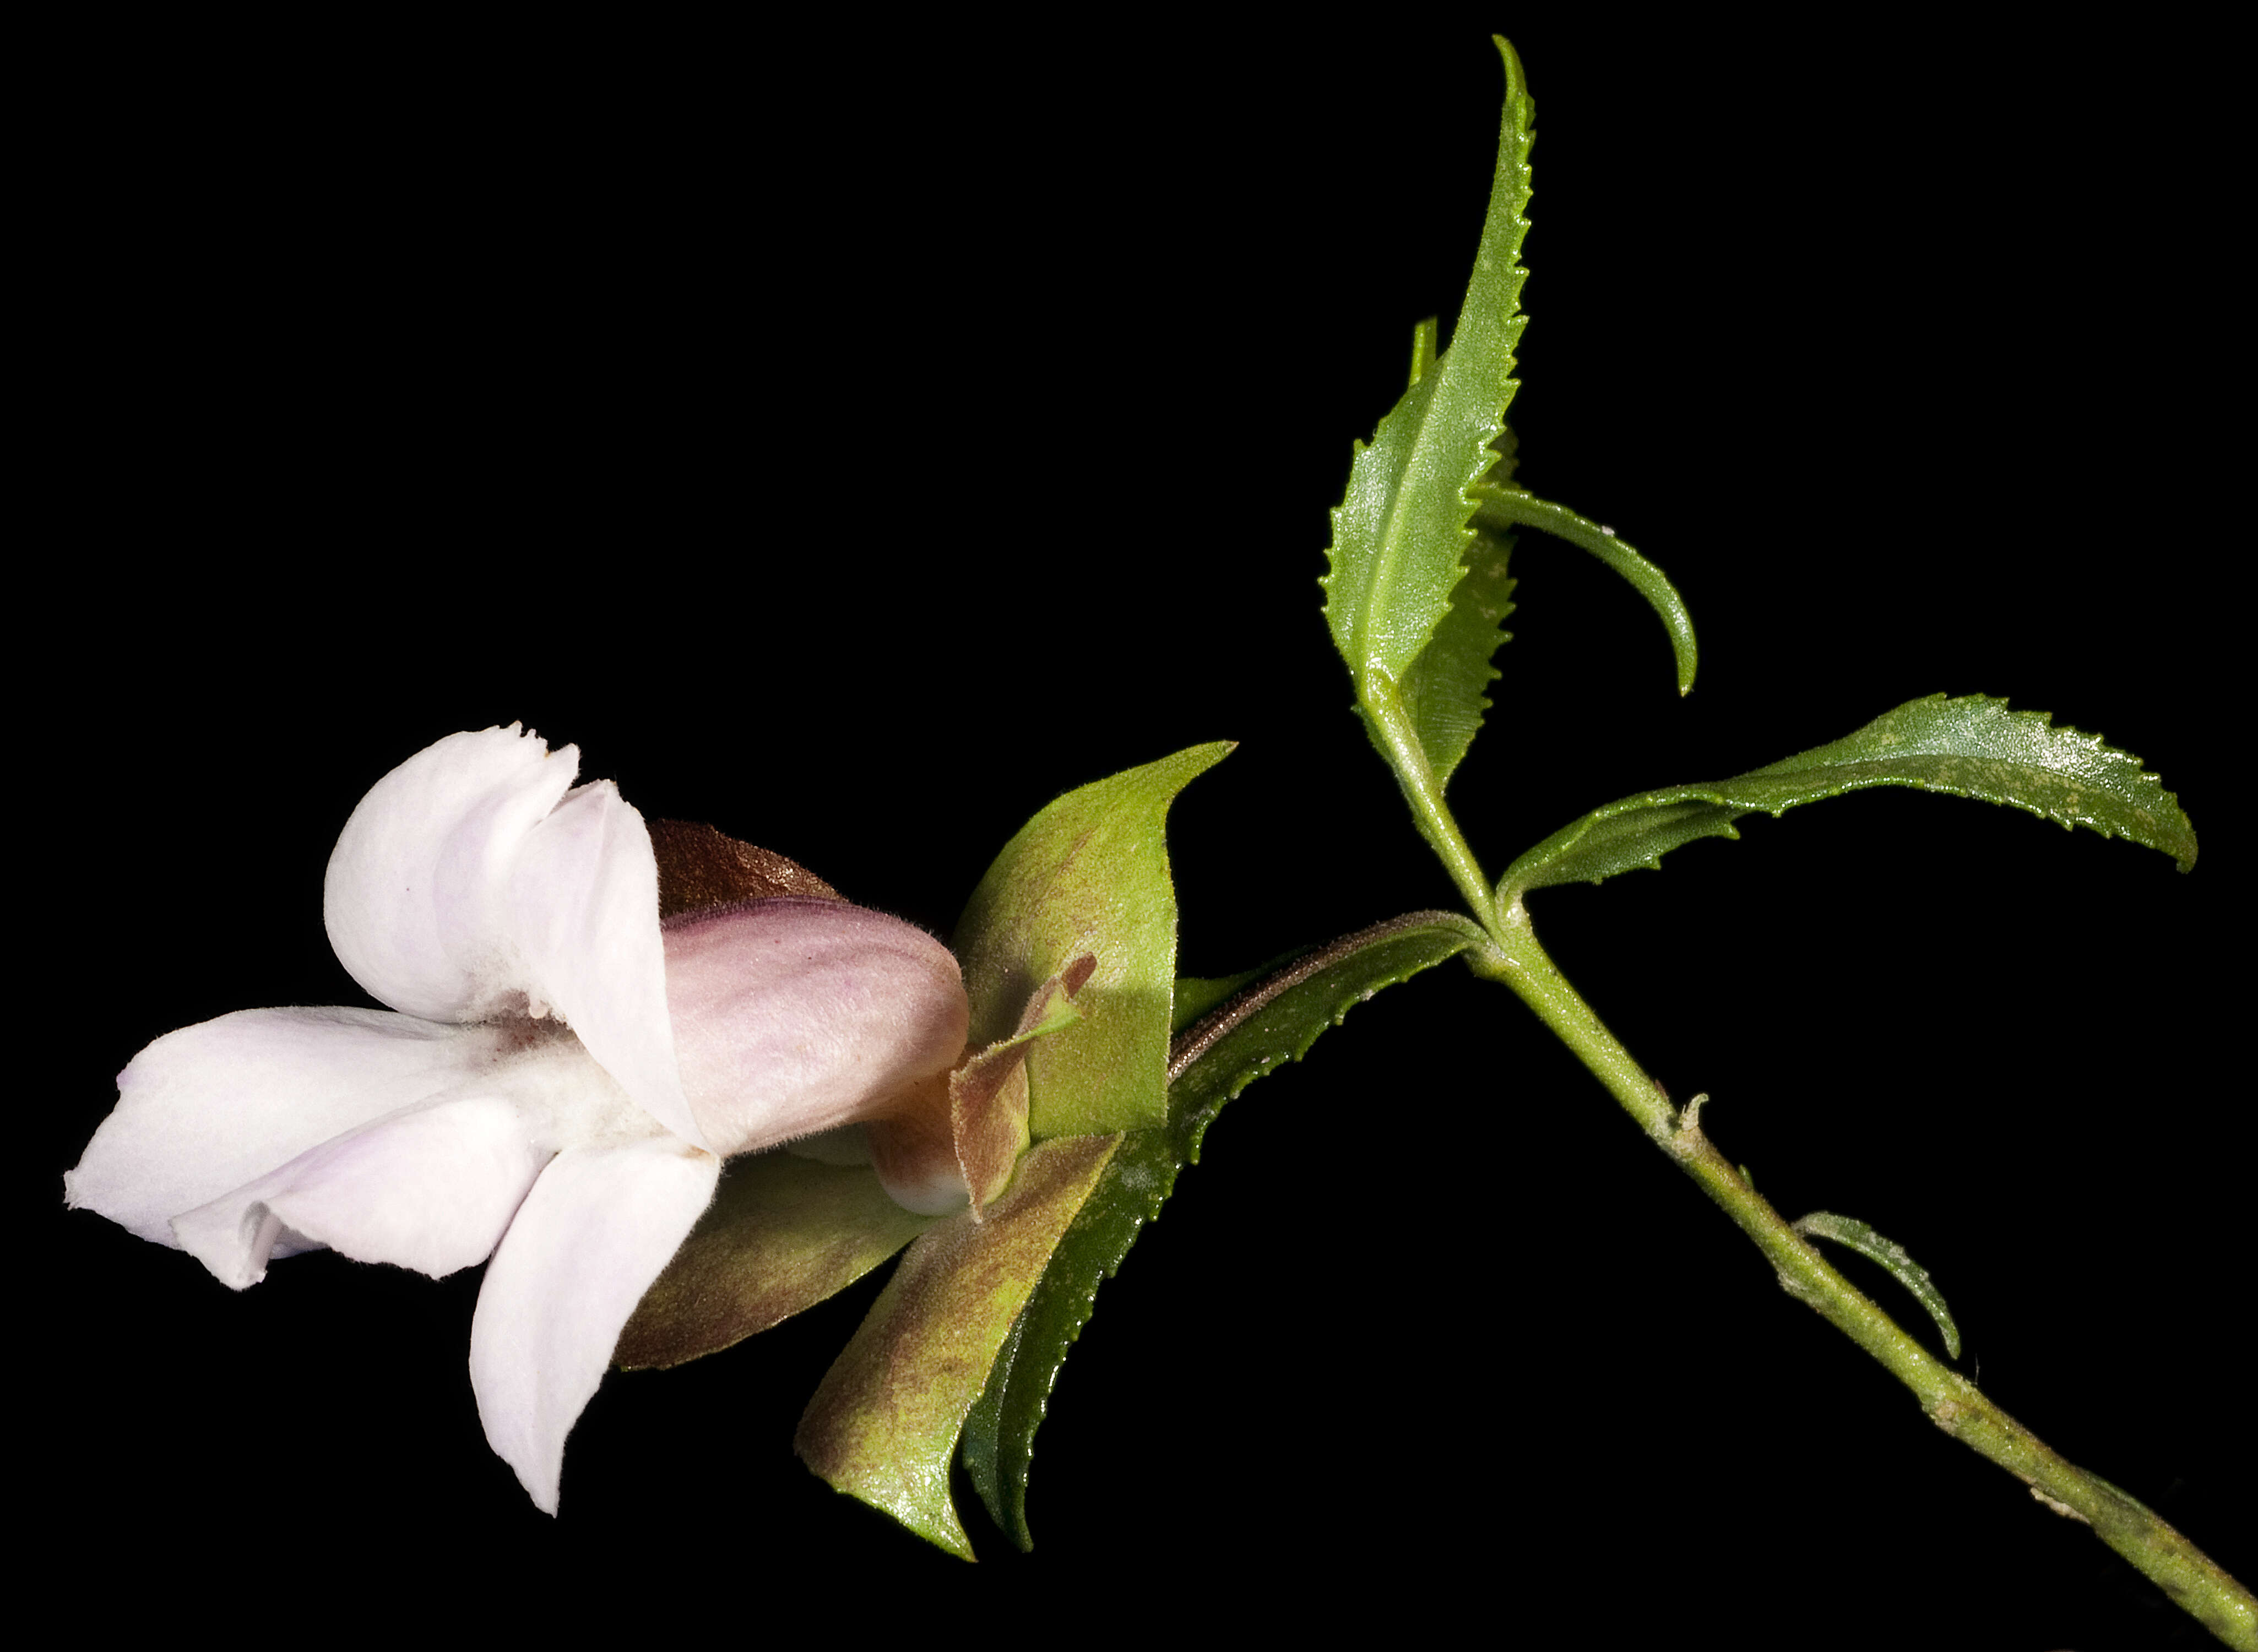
952, 743, 1233, 1139
1171, 953, 1304, 1034
1322, 37, 1532, 715
962, 911, 1489, 1550
1793, 1210, 1963, 1359
794, 1132, 1121, 1559
1500, 694, 2198, 902
1396, 528, 1517, 794
1471, 483, 1697, 696
615, 1153, 936, 1371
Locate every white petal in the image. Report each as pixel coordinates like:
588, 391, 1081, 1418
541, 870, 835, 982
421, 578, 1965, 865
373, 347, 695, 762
509, 779, 705, 1149
324, 726, 577, 1023
165, 1036, 634, 1288
67, 1007, 524, 1250
469, 1133, 720, 1514
170, 1093, 547, 1289
664, 899, 970, 1158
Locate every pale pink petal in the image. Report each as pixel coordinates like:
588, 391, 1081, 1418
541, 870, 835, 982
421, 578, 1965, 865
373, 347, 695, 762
170, 1089, 556, 1289
468, 1134, 720, 1514
66, 1007, 523, 1249
324, 725, 577, 1023
161, 1030, 636, 1289
663, 899, 970, 1158
509, 780, 705, 1149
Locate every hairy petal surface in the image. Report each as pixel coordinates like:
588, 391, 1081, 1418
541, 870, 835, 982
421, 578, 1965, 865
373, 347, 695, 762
67, 1007, 525, 1249
469, 1134, 721, 1514
510, 779, 704, 1148
664, 899, 970, 1160
324, 725, 577, 1022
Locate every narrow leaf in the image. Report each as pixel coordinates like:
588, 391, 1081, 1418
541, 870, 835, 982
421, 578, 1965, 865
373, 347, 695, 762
962, 911, 1489, 1550
1322, 37, 1532, 704
1793, 1210, 1963, 1359
1501, 694, 2197, 901
1472, 483, 1697, 695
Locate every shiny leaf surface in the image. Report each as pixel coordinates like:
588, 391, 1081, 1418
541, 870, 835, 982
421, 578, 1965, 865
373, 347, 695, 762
1323, 39, 1532, 725
1500, 694, 2197, 903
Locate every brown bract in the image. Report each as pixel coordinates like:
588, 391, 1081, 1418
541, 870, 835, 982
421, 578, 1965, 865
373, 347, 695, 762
649, 819, 843, 917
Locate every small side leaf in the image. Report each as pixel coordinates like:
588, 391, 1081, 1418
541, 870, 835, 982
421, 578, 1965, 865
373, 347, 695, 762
1501, 694, 2197, 902
961, 911, 1490, 1550
1471, 483, 1697, 695
1793, 1210, 1963, 1359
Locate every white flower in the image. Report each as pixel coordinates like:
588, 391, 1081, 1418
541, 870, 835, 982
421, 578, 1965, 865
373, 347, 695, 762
65, 725, 970, 1513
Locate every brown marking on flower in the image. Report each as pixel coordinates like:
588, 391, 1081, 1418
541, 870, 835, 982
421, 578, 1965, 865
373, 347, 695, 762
648, 819, 843, 918
947, 956, 1098, 1217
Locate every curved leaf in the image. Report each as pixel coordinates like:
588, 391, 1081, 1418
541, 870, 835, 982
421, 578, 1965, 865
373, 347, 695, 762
960, 911, 1490, 1550
1501, 694, 2197, 901
1793, 1210, 1962, 1360
1471, 483, 1696, 695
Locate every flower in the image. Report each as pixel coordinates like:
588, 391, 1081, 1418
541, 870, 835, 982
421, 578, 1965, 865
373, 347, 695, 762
64, 725, 971, 1512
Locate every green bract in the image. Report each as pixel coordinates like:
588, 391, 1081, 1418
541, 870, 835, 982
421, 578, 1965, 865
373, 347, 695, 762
953, 743, 1232, 1139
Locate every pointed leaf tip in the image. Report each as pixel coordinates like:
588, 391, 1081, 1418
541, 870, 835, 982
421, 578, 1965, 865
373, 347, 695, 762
1502, 694, 2196, 901
1323, 37, 1535, 804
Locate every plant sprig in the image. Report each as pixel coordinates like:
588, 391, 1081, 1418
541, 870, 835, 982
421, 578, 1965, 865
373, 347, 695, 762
1318, 36, 2244, 1647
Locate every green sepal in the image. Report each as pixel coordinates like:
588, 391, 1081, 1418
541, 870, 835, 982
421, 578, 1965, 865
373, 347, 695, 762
1500, 694, 2197, 904
615, 1153, 937, 1371
794, 1132, 1121, 1559
961, 910, 1490, 1551
1322, 38, 1531, 725
1793, 1210, 1963, 1359
953, 743, 1233, 1139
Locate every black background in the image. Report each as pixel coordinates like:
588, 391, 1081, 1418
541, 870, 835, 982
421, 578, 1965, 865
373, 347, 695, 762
29, 13, 2244, 1646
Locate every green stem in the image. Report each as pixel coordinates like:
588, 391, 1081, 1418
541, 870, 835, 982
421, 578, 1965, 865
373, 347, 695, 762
1364, 688, 1501, 932
1467, 905, 2257, 1649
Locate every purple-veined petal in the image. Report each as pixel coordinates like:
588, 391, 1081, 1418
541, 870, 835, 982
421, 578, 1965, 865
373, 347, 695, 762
663, 898, 970, 1159
67, 1006, 527, 1249
469, 1132, 720, 1514
165, 1034, 639, 1289
324, 725, 577, 1023
510, 779, 705, 1149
